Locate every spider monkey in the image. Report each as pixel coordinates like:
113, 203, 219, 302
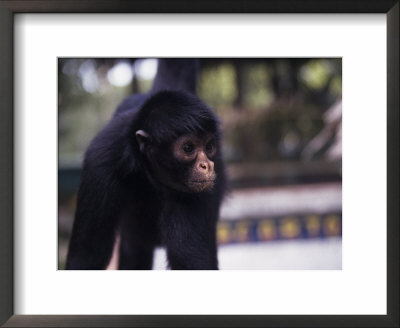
66, 59, 226, 270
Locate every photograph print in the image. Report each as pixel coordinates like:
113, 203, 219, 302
58, 58, 342, 270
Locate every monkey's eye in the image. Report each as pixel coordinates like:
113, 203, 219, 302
205, 140, 215, 153
182, 143, 195, 154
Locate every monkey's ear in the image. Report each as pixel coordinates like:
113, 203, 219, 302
135, 130, 150, 152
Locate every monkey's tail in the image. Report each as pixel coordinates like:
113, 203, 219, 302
151, 58, 199, 95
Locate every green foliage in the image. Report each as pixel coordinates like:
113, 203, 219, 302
300, 59, 333, 89
58, 59, 131, 163
223, 101, 324, 163
330, 75, 342, 96
243, 64, 274, 110
197, 63, 237, 110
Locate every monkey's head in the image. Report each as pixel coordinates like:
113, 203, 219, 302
134, 91, 221, 193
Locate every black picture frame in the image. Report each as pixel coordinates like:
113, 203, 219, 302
0, 1, 398, 327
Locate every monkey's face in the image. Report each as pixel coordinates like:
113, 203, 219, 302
141, 133, 216, 193
171, 134, 217, 193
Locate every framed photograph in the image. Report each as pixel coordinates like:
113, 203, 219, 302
0, 1, 398, 327
58, 56, 343, 272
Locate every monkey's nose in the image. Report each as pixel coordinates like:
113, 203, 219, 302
199, 162, 208, 171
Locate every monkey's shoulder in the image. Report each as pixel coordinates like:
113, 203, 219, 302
114, 93, 150, 117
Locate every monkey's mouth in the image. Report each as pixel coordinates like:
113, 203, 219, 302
187, 179, 215, 192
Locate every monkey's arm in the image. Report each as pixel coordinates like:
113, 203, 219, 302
161, 199, 218, 270
66, 167, 123, 270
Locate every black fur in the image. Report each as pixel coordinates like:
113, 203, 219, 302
66, 59, 226, 270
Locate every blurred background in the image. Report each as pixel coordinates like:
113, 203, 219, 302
58, 58, 342, 270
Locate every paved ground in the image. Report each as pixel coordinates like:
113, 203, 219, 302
220, 182, 342, 220
153, 236, 342, 270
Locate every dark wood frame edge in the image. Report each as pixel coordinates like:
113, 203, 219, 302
0, 1, 398, 327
